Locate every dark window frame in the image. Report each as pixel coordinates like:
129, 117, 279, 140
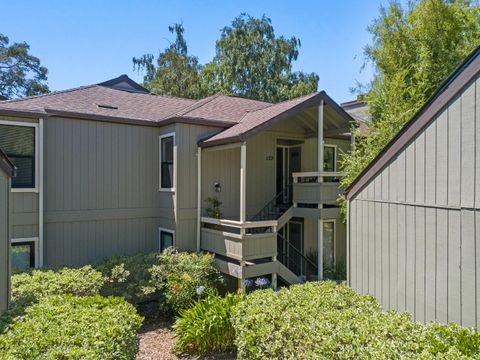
159, 228, 175, 251
0, 123, 37, 189
11, 241, 36, 269
159, 134, 174, 190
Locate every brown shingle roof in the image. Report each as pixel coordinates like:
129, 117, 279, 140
0, 75, 354, 147
0, 85, 196, 123
199, 91, 354, 147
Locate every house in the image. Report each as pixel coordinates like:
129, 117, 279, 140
346, 45, 480, 327
0, 75, 355, 288
0, 148, 15, 311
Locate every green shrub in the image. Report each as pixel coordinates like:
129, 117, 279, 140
10, 265, 104, 314
233, 281, 480, 359
0, 294, 143, 360
94, 252, 160, 304
173, 293, 242, 354
150, 249, 226, 314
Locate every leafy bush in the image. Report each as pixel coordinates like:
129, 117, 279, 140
150, 249, 226, 314
233, 281, 480, 359
10, 266, 104, 314
173, 293, 242, 354
95, 252, 160, 304
0, 294, 143, 360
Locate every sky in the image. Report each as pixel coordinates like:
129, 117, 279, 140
1, 0, 395, 103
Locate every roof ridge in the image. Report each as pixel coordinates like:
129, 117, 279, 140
175, 93, 223, 117
236, 91, 319, 123
1, 84, 98, 104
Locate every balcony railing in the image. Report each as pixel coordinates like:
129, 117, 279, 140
200, 217, 278, 261
292, 171, 343, 205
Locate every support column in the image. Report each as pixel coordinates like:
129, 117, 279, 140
240, 142, 247, 227
196, 147, 202, 253
317, 101, 324, 279
271, 255, 278, 290
318, 219, 323, 280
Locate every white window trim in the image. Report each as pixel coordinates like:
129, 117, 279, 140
158, 227, 175, 251
11, 237, 39, 268
0, 120, 40, 193
322, 219, 337, 266
323, 144, 338, 172
159, 132, 176, 192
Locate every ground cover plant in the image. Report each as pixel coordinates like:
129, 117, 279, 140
173, 292, 242, 355
233, 281, 480, 359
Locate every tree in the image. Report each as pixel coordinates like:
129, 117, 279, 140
339, 0, 480, 195
133, 24, 204, 99
0, 34, 49, 98
201, 14, 319, 102
134, 15, 319, 102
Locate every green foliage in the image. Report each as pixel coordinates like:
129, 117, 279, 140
0, 295, 143, 360
133, 24, 204, 99
150, 249, 226, 314
201, 14, 319, 102
340, 0, 480, 200
134, 15, 318, 102
94, 252, 160, 304
10, 266, 104, 315
0, 33, 49, 98
205, 196, 223, 219
232, 281, 480, 359
173, 293, 243, 354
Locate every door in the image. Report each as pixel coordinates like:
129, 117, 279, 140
288, 220, 303, 274
276, 145, 302, 203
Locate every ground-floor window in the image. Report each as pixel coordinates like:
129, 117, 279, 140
159, 228, 175, 252
322, 220, 336, 270
11, 238, 38, 270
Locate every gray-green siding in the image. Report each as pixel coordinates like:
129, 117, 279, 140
348, 73, 480, 327
2, 114, 220, 267
0, 168, 10, 310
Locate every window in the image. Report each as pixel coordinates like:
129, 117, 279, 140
322, 221, 335, 270
0, 123, 37, 189
11, 238, 38, 270
159, 133, 174, 190
323, 145, 337, 172
159, 228, 175, 251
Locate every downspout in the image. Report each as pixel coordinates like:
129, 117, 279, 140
38, 118, 44, 267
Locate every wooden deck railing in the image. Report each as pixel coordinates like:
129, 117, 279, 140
292, 171, 343, 205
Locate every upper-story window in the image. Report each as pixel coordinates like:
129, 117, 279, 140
0, 123, 37, 189
159, 133, 175, 190
323, 145, 337, 172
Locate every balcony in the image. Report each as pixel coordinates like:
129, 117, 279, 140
292, 171, 343, 206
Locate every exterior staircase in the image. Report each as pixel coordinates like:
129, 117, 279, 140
248, 186, 318, 284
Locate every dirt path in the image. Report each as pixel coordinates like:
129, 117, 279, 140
136, 321, 235, 360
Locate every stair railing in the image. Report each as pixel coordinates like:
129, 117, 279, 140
277, 232, 318, 279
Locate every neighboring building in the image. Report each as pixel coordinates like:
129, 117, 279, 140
0, 149, 15, 311
346, 45, 480, 327
0, 74, 355, 288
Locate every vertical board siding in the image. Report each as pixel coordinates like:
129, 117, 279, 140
0, 170, 9, 310
348, 73, 480, 328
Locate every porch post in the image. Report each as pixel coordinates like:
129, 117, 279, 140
318, 99, 324, 182
240, 142, 247, 226
317, 100, 324, 279
196, 146, 202, 253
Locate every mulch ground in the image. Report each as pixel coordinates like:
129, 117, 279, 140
136, 320, 236, 360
